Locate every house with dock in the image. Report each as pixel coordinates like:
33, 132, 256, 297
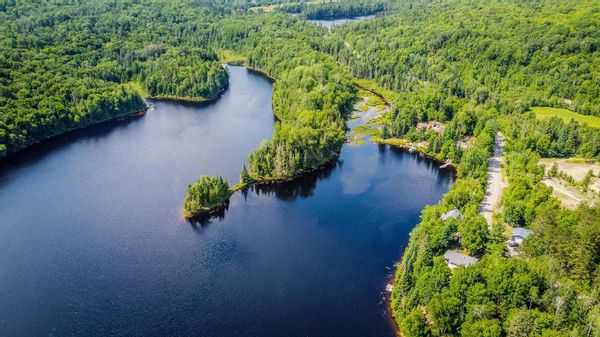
443, 250, 479, 269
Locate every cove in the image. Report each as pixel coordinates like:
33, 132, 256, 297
0, 66, 453, 337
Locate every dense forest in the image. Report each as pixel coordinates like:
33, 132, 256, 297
2, 0, 600, 336
211, 14, 357, 181
323, 1, 600, 116
0, 1, 229, 157
342, 2, 600, 336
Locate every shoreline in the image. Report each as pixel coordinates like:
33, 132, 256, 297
253, 157, 338, 185
230, 155, 339, 193
245, 66, 278, 82
2, 83, 230, 163
147, 92, 222, 104
146, 84, 229, 105
183, 198, 231, 221
199, 155, 341, 221
374, 137, 457, 171
384, 268, 405, 337
223, 60, 277, 82
0, 106, 149, 165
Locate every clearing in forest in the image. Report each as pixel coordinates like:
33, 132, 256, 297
539, 158, 600, 209
532, 107, 600, 128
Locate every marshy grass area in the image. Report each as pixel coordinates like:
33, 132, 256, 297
217, 50, 247, 64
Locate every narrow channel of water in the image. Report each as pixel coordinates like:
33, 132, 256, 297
0, 66, 453, 337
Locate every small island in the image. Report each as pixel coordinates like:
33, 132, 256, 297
183, 176, 232, 219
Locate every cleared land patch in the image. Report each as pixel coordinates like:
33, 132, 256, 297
532, 107, 600, 128
539, 158, 600, 209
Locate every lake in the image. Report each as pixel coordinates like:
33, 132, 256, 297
0, 65, 453, 337
307, 15, 375, 30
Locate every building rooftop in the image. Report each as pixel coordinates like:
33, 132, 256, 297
512, 227, 533, 239
443, 250, 479, 267
441, 209, 461, 221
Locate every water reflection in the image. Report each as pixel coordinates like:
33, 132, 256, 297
0, 66, 454, 337
251, 159, 339, 200
187, 202, 230, 227
0, 116, 141, 177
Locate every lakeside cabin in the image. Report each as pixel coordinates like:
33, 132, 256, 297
441, 209, 461, 221
443, 250, 479, 269
510, 227, 533, 246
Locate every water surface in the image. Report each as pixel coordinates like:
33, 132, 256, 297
307, 15, 375, 30
0, 66, 453, 337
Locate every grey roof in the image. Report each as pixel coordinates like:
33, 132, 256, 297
443, 250, 479, 267
441, 209, 461, 221
512, 227, 533, 239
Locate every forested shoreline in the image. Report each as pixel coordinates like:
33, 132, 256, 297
329, 2, 600, 336
210, 14, 358, 182
0, 1, 230, 157
2, 1, 600, 336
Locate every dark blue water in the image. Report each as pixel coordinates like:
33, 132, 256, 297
0, 66, 453, 337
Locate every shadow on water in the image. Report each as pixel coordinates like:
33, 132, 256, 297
187, 202, 230, 229
384, 144, 457, 178
146, 96, 222, 109
0, 116, 142, 177
186, 160, 340, 229
251, 159, 340, 201
185, 143, 456, 228
0, 65, 455, 337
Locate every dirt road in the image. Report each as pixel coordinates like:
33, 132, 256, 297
480, 134, 506, 227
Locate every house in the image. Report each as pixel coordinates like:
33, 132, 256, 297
441, 208, 461, 221
416, 121, 445, 134
510, 227, 533, 246
443, 250, 479, 269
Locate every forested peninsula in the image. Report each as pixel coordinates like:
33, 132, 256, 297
0, 2, 228, 157
3, 1, 600, 336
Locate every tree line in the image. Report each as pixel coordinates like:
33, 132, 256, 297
321, 1, 600, 117
210, 14, 357, 182
0, 0, 230, 157
276, 1, 386, 19
2, 1, 600, 335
